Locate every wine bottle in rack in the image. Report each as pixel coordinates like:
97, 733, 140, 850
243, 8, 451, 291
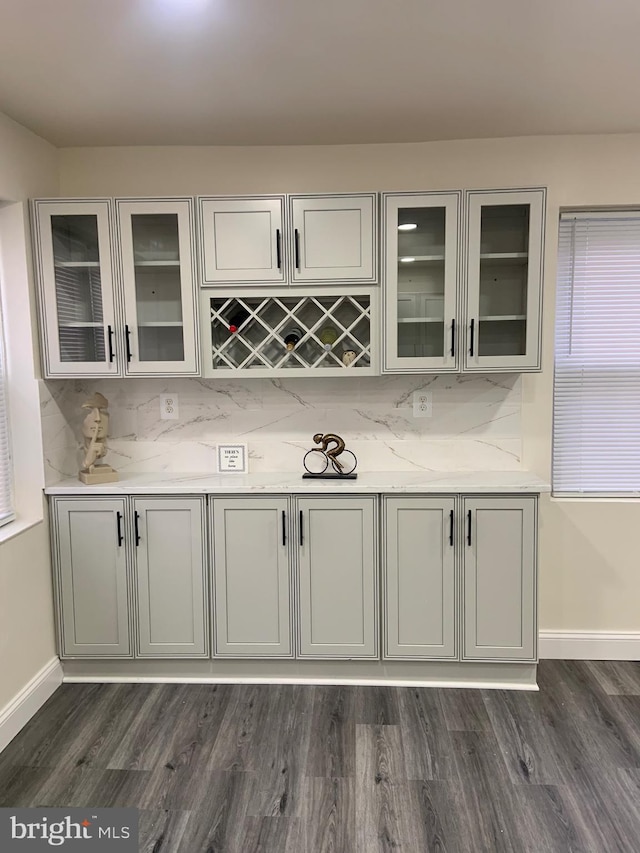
283, 327, 303, 351
319, 325, 338, 351
228, 306, 249, 333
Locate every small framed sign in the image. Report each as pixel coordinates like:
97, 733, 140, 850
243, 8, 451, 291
217, 443, 248, 473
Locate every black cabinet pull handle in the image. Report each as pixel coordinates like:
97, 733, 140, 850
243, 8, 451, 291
299, 510, 304, 546
107, 325, 115, 363
125, 325, 132, 362
449, 510, 454, 547
116, 511, 123, 547
467, 510, 472, 546
134, 511, 141, 546
276, 228, 282, 270
469, 319, 475, 357
282, 510, 286, 546
294, 229, 301, 271
450, 318, 456, 358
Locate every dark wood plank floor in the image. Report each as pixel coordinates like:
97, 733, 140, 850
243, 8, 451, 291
1, 660, 640, 852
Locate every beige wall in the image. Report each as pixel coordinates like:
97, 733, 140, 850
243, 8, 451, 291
59, 134, 640, 634
0, 112, 58, 710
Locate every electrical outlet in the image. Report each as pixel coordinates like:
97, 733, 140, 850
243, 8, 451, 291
160, 394, 179, 420
413, 390, 432, 418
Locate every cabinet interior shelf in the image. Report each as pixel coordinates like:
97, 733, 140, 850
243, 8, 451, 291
134, 260, 181, 267
398, 255, 445, 264
59, 322, 103, 328
137, 321, 184, 327
397, 317, 444, 324
479, 253, 528, 263
479, 315, 526, 322
54, 261, 100, 268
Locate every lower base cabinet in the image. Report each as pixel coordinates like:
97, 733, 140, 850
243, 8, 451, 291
53, 496, 208, 659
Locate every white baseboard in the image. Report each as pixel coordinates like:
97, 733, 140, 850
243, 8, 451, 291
539, 631, 640, 660
0, 657, 63, 754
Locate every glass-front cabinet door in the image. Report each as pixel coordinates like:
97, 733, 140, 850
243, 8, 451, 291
464, 189, 545, 371
383, 192, 460, 372
33, 200, 119, 376
117, 199, 199, 375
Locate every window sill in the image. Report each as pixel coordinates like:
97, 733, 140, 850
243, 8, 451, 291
0, 515, 44, 546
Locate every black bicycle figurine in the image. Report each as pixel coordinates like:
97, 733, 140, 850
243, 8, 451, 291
303, 432, 358, 476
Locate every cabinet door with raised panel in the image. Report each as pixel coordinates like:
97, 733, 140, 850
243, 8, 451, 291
464, 189, 545, 372
54, 498, 130, 657
32, 200, 120, 377
133, 497, 208, 657
384, 497, 456, 659
212, 497, 292, 657
198, 196, 285, 284
290, 194, 377, 283
463, 496, 537, 661
117, 199, 199, 375
383, 192, 460, 372
296, 496, 378, 658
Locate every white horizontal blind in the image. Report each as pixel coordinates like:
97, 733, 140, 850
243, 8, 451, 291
0, 288, 14, 526
553, 212, 640, 495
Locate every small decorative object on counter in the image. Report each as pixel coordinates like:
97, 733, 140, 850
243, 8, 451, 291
342, 349, 357, 367
79, 392, 119, 484
303, 432, 358, 479
284, 327, 303, 351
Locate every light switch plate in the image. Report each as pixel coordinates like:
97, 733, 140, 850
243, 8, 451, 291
413, 390, 432, 418
160, 394, 179, 420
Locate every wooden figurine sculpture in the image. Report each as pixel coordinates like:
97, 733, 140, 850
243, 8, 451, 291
79, 392, 119, 484
303, 432, 358, 478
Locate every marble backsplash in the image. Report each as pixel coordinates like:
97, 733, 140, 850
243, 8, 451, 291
39, 374, 522, 485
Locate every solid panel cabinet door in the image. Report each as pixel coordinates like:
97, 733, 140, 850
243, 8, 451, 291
383, 192, 460, 373
117, 198, 199, 375
54, 498, 130, 657
212, 497, 292, 656
297, 496, 378, 658
198, 196, 285, 284
133, 497, 208, 657
290, 194, 377, 283
463, 497, 537, 661
384, 497, 456, 659
464, 188, 545, 371
32, 199, 120, 377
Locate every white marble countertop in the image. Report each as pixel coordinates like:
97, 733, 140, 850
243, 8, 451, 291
44, 471, 550, 495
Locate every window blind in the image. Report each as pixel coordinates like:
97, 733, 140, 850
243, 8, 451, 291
553, 212, 640, 495
0, 290, 14, 526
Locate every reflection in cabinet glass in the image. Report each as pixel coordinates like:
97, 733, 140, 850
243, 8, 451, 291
201, 291, 376, 376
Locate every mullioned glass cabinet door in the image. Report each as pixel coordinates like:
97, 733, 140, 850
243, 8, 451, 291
382, 192, 461, 373
33, 200, 120, 376
464, 188, 545, 372
117, 198, 199, 375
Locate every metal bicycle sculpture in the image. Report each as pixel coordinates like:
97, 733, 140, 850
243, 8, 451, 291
303, 432, 358, 477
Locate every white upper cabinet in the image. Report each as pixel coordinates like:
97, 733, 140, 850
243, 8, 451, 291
32, 200, 119, 376
383, 192, 461, 373
464, 189, 545, 372
117, 198, 199, 375
198, 196, 285, 285
289, 194, 377, 283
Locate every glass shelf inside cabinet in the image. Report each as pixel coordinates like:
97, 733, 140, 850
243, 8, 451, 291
477, 204, 529, 357
131, 214, 184, 361
51, 215, 106, 362
396, 206, 446, 359
207, 294, 371, 370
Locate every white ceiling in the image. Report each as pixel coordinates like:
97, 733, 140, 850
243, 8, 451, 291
1, 0, 640, 147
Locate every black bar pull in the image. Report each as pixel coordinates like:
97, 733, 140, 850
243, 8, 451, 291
467, 510, 472, 546
282, 510, 286, 546
116, 511, 124, 547
299, 510, 304, 546
125, 325, 132, 362
450, 318, 456, 357
294, 229, 301, 271
449, 510, 454, 547
276, 228, 282, 271
134, 511, 141, 546
469, 319, 475, 357
107, 325, 115, 363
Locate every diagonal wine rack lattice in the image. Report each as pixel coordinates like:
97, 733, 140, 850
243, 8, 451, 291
206, 294, 372, 370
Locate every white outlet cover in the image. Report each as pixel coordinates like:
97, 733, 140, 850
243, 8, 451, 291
160, 394, 179, 420
412, 390, 432, 418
